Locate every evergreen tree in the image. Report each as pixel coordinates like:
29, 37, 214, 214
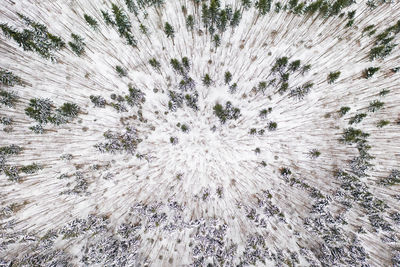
25, 98, 54, 124
90, 95, 106, 108
327, 71, 341, 84
256, 0, 272, 15
0, 90, 18, 107
224, 71, 232, 84
186, 15, 195, 31
139, 24, 149, 35
83, 14, 99, 30
68, 33, 85, 56
0, 14, 65, 60
0, 68, 22, 87
115, 65, 128, 77
101, 10, 115, 26
230, 9, 242, 28
202, 74, 212, 87
201, 3, 210, 30
363, 67, 379, 79
164, 22, 175, 44
212, 34, 221, 49
149, 58, 161, 71
368, 100, 384, 112
241, 0, 252, 10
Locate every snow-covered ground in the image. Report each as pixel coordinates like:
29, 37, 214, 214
1, 0, 400, 266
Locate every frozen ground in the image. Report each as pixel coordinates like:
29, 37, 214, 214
0, 0, 400, 266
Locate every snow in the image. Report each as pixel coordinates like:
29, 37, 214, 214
1, 0, 400, 266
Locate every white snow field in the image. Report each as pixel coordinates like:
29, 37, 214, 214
1, 0, 400, 266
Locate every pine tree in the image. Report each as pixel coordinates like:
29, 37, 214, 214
241, 0, 252, 10
363, 67, 379, 79
202, 74, 212, 87
139, 24, 149, 35
164, 22, 175, 44
186, 15, 195, 31
230, 9, 241, 29
101, 10, 115, 26
212, 34, 221, 49
224, 71, 232, 84
68, 33, 85, 56
0, 68, 22, 87
0, 90, 18, 107
368, 100, 384, 112
149, 58, 161, 71
83, 14, 99, 30
256, 0, 272, 15
327, 71, 341, 84
115, 66, 128, 77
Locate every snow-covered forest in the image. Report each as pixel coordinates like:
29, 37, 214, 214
1, 0, 400, 266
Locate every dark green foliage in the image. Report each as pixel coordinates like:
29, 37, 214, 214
0, 90, 18, 107
182, 57, 190, 72
149, 58, 161, 70
280, 167, 291, 176
308, 149, 321, 159
259, 107, 272, 118
340, 127, 369, 144
184, 92, 199, 110
68, 33, 85, 56
109, 4, 137, 47
95, 127, 141, 155
369, 20, 400, 60
125, 0, 139, 15
363, 67, 379, 78
84, 14, 99, 30
115, 65, 128, 77
112, 4, 131, 35
349, 113, 367, 125
224, 71, 232, 84
139, 24, 149, 35
212, 34, 221, 49
241, 0, 252, 10
301, 64, 311, 75
289, 81, 314, 100
0, 116, 12, 125
29, 124, 44, 134
19, 163, 42, 174
271, 57, 288, 73
288, 60, 301, 72
25, 98, 53, 124
202, 74, 212, 87
164, 22, 175, 40
376, 120, 390, 128
379, 89, 390, 96
25, 98, 80, 126
213, 101, 240, 124
170, 136, 178, 145
379, 170, 400, 186
368, 100, 384, 112
56, 103, 80, 119
0, 145, 22, 156
90, 95, 106, 108
0, 68, 22, 87
256, 0, 272, 15
327, 71, 341, 84
186, 15, 195, 31
339, 106, 350, 116
101, 10, 115, 26
268, 121, 277, 131
230, 9, 241, 28
180, 123, 189, 132
0, 13, 65, 60
229, 82, 237, 93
